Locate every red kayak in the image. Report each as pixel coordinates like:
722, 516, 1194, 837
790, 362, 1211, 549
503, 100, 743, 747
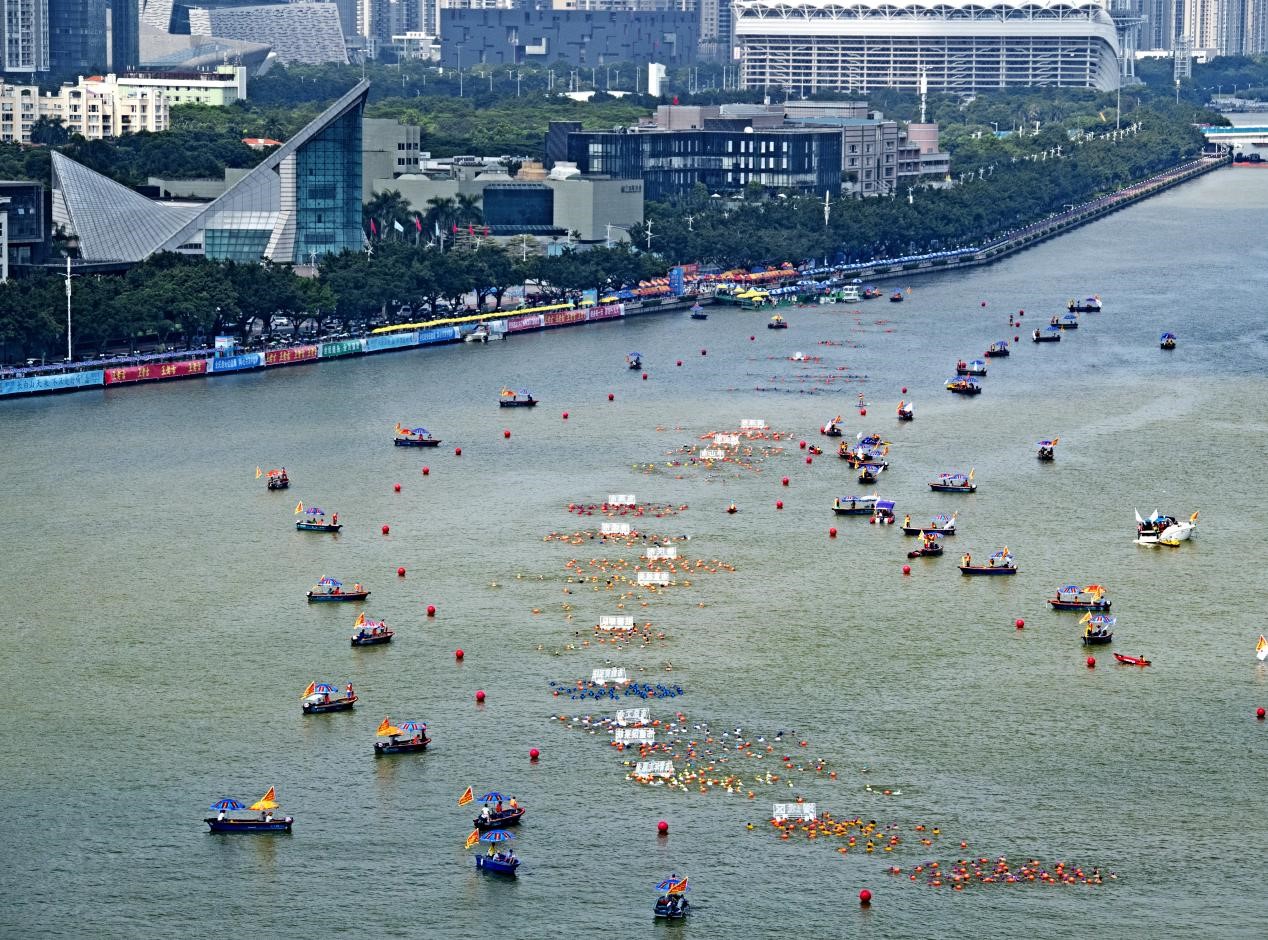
1113, 653, 1151, 667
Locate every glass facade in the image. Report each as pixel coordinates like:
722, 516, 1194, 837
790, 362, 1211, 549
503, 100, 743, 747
205, 227, 272, 262
294, 104, 362, 262
483, 184, 553, 231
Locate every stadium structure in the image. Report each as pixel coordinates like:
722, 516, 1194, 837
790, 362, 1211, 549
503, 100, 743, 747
733, 0, 1122, 94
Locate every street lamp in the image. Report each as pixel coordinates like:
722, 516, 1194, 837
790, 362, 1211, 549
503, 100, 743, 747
62, 255, 75, 361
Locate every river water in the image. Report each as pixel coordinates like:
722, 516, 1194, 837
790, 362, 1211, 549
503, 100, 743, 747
2, 164, 1266, 939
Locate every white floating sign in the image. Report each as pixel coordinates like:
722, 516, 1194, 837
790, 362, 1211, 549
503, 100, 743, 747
634, 760, 675, 778
598, 615, 636, 631
772, 802, 817, 821
613, 728, 655, 744
645, 546, 678, 560
698, 448, 725, 459
713, 433, 740, 446
591, 667, 629, 684
637, 571, 671, 586
740, 419, 767, 430
616, 707, 650, 725
607, 493, 637, 506
601, 522, 631, 535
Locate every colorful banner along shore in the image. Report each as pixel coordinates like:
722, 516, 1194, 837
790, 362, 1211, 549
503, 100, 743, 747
264, 345, 319, 367
104, 360, 208, 385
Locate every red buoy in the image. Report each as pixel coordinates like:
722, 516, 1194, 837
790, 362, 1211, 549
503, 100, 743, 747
422, 466, 430, 475
980, 301, 987, 307
475, 690, 486, 703
829, 527, 838, 538
1087, 656, 1096, 668
608, 393, 615, 401
529, 747, 540, 761
381, 524, 390, 535
642, 372, 648, 380
1019, 309, 1025, 315
860, 408, 867, 416
859, 889, 872, 906
776, 500, 783, 509
657, 819, 669, 835
455, 648, 464, 660
396, 566, 406, 577
503, 429, 511, 439
902, 564, 911, 575
805, 456, 813, 465
676, 360, 683, 366
749, 335, 755, 341
562, 411, 569, 419
1258, 707, 1266, 720
799, 440, 807, 449
426, 604, 436, 617
781, 476, 790, 486
393, 483, 401, 492
1015, 618, 1025, 629
1014, 335, 1020, 342
454, 446, 462, 456
901, 387, 907, 394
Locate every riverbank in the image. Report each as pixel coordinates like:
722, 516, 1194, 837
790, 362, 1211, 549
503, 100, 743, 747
0, 154, 1228, 402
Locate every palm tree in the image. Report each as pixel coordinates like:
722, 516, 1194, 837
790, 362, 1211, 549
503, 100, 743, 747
364, 189, 413, 239
455, 192, 484, 226
424, 196, 458, 237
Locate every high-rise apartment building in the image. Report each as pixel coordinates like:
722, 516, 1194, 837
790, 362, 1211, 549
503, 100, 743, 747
2, 0, 50, 74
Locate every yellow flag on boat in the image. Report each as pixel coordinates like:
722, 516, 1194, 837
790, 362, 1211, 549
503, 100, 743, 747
458, 786, 474, 806
255, 466, 262, 479
294, 501, 303, 514
355, 612, 366, 627
1079, 613, 1092, 624
377, 716, 392, 734
669, 876, 688, 894
250, 786, 278, 811
464, 828, 480, 849
301, 681, 316, 698
968, 468, 975, 481
1257, 635, 1267, 661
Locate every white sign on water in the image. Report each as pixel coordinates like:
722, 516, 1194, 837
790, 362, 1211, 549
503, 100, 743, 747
600, 522, 631, 535
637, 571, 670, 586
615, 707, 650, 725
645, 547, 678, 560
771, 802, 817, 821
698, 448, 725, 459
598, 615, 636, 631
613, 728, 655, 744
740, 419, 767, 430
607, 494, 636, 506
713, 433, 740, 446
634, 760, 674, 777
591, 667, 629, 684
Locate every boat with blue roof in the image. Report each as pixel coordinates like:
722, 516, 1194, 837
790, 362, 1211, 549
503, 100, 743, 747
301, 681, 357, 713
955, 359, 988, 376
1068, 296, 1102, 313
474, 830, 520, 876
958, 548, 1017, 575
1081, 614, 1115, 646
984, 340, 1010, 358
871, 499, 896, 525
906, 531, 944, 558
374, 716, 430, 755
205, 787, 292, 833
499, 387, 538, 407
1057, 313, 1080, 330
946, 377, 982, 395
901, 512, 956, 536
1033, 325, 1062, 343
306, 576, 369, 602
351, 613, 394, 646
1047, 584, 1111, 611
627, 351, 642, 370
929, 470, 975, 493
1160, 331, 1177, 350
1036, 438, 1058, 462
394, 424, 441, 446
654, 876, 690, 919
295, 505, 341, 532
473, 791, 526, 831
832, 494, 878, 516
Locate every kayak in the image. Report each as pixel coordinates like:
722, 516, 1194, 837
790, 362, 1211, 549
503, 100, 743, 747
1113, 653, 1151, 667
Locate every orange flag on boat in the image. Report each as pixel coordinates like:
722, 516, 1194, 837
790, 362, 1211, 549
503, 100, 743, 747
294, 501, 304, 514
458, 786, 474, 806
255, 466, 262, 479
1257, 635, 1267, 661
355, 612, 366, 627
464, 828, 480, 849
377, 716, 392, 735
301, 681, 315, 698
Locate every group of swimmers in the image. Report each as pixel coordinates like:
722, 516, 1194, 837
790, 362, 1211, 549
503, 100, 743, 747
565, 502, 688, 518
894, 856, 1113, 889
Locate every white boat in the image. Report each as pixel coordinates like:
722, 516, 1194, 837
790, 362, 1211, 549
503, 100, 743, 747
1135, 509, 1198, 546
1256, 635, 1267, 662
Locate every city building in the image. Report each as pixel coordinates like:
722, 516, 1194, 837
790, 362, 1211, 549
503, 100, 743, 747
186, 1, 349, 64
111, 66, 248, 107
50, 79, 369, 264
438, 8, 699, 66
0, 179, 46, 269
1, 0, 51, 74
48, 1, 140, 76
361, 117, 422, 199
0, 75, 168, 142
732, 0, 1122, 94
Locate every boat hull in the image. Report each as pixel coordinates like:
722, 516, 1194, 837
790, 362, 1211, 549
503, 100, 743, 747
1047, 599, 1111, 611
897, 412, 913, 421
1068, 304, 1100, 313
205, 817, 293, 833
902, 526, 954, 537
1033, 335, 1061, 343
375, 737, 430, 755
476, 856, 520, 876
1113, 653, 1151, 666
907, 546, 943, 558
296, 523, 342, 532
767, 323, 788, 330
947, 386, 982, 395
958, 565, 1017, 576
351, 632, 394, 646
474, 808, 525, 830
307, 591, 370, 603
394, 438, 441, 447
984, 349, 1010, 358
499, 400, 537, 408
267, 481, 289, 490
1161, 341, 1176, 350
832, 507, 874, 516
690, 312, 708, 320
1082, 632, 1113, 646
303, 696, 357, 714
929, 484, 975, 493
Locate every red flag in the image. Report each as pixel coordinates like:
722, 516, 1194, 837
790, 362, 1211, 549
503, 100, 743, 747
414, 217, 422, 232
483, 226, 490, 236
370, 219, 378, 235
468, 223, 475, 236
452, 223, 458, 234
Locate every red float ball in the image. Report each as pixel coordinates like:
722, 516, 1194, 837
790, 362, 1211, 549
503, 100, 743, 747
980, 301, 987, 307
1014, 335, 1020, 342
776, 500, 784, 509
503, 429, 511, 439
749, 336, 755, 341
1087, 656, 1096, 668
562, 411, 569, 419
902, 565, 911, 575
1015, 618, 1025, 629
676, 360, 683, 367
426, 604, 436, 617
860, 408, 867, 416
901, 387, 907, 394
396, 566, 406, 577
608, 393, 615, 401
1019, 309, 1025, 315
657, 820, 669, 835
1258, 707, 1266, 720
782, 476, 790, 486
642, 372, 648, 380
455, 648, 464, 660
422, 466, 430, 475
454, 446, 462, 456
805, 456, 813, 465
829, 527, 838, 538
530, 747, 540, 761
475, 690, 486, 703
393, 483, 401, 492
859, 889, 872, 906
799, 440, 807, 449
381, 524, 390, 535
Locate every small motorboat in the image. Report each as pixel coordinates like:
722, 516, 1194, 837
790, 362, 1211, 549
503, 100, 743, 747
499, 387, 537, 407
374, 717, 429, 755
1113, 652, 1151, 667
839, 442, 888, 468
689, 304, 708, 320
901, 512, 956, 537
265, 469, 289, 490
767, 313, 788, 329
1058, 313, 1080, 330
205, 789, 292, 834
301, 682, 357, 714
889, 291, 904, 302
832, 494, 877, 516
1160, 331, 1177, 350
1081, 614, 1115, 646
653, 876, 690, 919
907, 531, 944, 558
475, 830, 519, 876
351, 614, 393, 646
627, 351, 642, 370
958, 549, 1016, 575
896, 400, 913, 421
946, 377, 982, 395
1068, 296, 1102, 313
871, 499, 896, 525
394, 424, 441, 446
984, 340, 1010, 358
1036, 438, 1058, 462
862, 287, 883, 299
929, 470, 975, 493
464, 324, 492, 343
1136, 509, 1198, 545
821, 416, 844, 437
474, 791, 526, 831
857, 463, 884, 485
295, 506, 341, 532
306, 577, 369, 602
725, 503, 739, 515
955, 359, 988, 376
1033, 325, 1062, 343
1048, 584, 1111, 611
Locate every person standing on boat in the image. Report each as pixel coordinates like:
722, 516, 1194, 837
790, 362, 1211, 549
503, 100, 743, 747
346, 683, 354, 702
962, 553, 971, 567
332, 512, 338, 526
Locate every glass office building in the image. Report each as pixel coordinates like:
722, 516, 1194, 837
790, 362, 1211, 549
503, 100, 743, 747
51, 80, 369, 265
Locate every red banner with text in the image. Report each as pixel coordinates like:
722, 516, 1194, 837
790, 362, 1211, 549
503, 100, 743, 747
103, 359, 209, 385
264, 345, 319, 367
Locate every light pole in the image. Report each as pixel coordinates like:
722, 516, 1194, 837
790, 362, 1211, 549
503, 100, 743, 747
63, 255, 74, 361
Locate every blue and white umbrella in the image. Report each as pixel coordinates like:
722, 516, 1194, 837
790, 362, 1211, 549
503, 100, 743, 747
478, 791, 506, 803
479, 830, 515, 843
313, 682, 340, 694
210, 798, 245, 811
397, 720, 427, 734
